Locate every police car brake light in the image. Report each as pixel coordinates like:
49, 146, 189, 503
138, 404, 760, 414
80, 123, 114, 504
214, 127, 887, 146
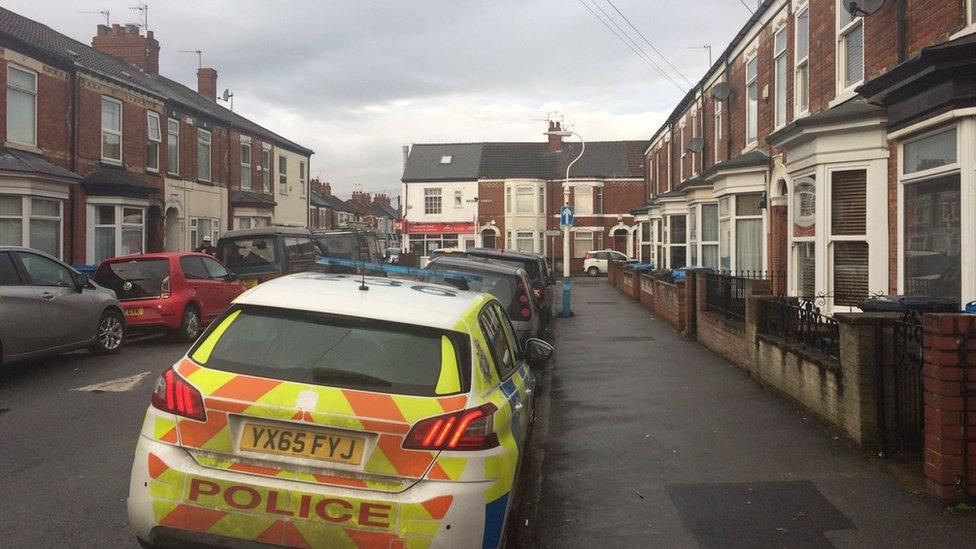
403, 403, 498, 451
151, 367, 206, 421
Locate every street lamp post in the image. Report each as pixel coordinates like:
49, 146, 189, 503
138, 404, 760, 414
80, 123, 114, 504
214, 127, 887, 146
545, 129, 585, 318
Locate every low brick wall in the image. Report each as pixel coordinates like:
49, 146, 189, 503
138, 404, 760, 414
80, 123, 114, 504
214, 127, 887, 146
638, 273, 655, 313
650, 278, 685, 334
698, 310, 750, 370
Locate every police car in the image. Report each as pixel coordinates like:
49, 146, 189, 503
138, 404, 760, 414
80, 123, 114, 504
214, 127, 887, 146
127, 272, 553, 548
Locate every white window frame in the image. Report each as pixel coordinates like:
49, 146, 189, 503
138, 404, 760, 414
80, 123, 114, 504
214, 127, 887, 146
262, 148, 271, 193
0, 195, 64, 259
745, 56, 758, 146
424, 187, 442, 215
453, 189, 463, 208
573, 230, 594, 258
794, 5, 810, 117
773, 26, 788, 129
101, 96, 123, 164
146, 111, 161, 173
167, 118, 179, 175
440, 155, 453, 164
278, 155, 288, 195
86, 201, 147, 264
515, 186, 534, 214
574, 185, 594, 215
233, 216, 270, 230
197, 129, 212, 183
970, 0, 976, 25
190, 217, 221, 249
516, 230, 535, 253
790, 175, 817, 297
240, 143, 252, 191
6, 64, 37, 147
299, 161, 307, 197
694, 202, 720, 269
679, 122, 686, 182
836, 1, 865, 95
691, 111, 699, 176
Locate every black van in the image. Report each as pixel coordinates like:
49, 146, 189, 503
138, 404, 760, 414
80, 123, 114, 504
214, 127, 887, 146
215, 227, 325, 288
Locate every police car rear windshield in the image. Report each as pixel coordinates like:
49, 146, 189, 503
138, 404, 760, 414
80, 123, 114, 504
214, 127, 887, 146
190, 306, 471, 397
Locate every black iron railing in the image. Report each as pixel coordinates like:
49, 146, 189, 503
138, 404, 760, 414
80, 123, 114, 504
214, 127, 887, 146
705, 273, 747, 321
716, 269, 787, 295
757, 296, 840, 360
891, 310, 924, 466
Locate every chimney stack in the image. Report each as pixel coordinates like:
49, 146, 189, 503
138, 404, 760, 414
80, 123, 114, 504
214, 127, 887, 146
91, 23, 160, 74
310, 178, 333, 196
402, 145, 410, 166
351, 191, 371, 204
197, 68, 218, 102
548, 120, 563, 153
373, 193, 391, 208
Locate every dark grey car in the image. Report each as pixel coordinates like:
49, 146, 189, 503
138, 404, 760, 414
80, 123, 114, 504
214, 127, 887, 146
0, 247, 125, 365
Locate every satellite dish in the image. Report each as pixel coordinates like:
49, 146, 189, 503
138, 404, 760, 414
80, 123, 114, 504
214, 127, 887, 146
710, 82, 732, 102
220, 89, 233, 102
842, 0, 886, 17
688, 137, 705, 154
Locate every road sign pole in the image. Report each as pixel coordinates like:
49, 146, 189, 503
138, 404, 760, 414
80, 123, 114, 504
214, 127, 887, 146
560, 203, 574, 318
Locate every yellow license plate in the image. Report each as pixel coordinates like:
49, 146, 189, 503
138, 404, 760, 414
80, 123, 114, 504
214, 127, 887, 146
242, 278, 259, 289
239, 423, 365, 465
124, 308, 143, 317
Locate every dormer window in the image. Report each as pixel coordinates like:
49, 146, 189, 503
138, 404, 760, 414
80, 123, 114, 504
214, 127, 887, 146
440, 155, 453, 164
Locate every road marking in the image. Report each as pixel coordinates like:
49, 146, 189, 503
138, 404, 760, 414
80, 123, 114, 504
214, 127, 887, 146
72, 371, 152, 393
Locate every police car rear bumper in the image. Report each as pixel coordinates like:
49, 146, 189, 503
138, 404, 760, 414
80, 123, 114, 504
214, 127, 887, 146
128, 435, 495, 548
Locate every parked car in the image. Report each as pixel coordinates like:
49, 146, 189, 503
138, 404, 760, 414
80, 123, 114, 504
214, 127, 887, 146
386, 246, 401, 264
583, 249, 631, 276
93, 252, 245, 342
127, 273, 553, 548
311, 227, 385, 275
0, 247, 124, 365
423, 255, 543, 343
215, 226, 326, 288
430, 248, 553, 325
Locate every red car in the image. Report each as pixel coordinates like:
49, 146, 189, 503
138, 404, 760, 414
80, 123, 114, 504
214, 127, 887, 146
93, 252, 245, 342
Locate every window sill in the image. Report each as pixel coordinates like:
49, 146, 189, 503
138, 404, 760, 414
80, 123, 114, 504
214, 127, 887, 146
828, 88, 859, 110
4, 141, 42, 154
100, 159, 123, 167
741, 141, 758, 155
949, 23, 976, 41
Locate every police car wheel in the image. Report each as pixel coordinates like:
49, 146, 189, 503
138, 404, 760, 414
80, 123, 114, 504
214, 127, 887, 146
176, 306, 201, 342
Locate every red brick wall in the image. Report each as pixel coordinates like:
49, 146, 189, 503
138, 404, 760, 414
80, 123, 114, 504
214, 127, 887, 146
477, 180, 504, 238
695, 271, 751, 369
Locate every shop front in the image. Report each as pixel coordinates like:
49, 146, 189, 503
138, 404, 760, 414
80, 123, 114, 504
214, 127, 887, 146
402, 221, 476, 265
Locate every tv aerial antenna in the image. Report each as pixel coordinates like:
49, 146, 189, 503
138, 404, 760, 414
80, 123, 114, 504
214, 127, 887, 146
80, 9, 110, 26
130, 4, 149, 32
179, 50, 203, 68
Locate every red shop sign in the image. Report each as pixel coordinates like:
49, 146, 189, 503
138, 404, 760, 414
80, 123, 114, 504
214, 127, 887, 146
404, 222, 476, 234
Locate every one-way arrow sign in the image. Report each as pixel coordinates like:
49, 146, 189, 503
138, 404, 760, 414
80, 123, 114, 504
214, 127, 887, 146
560, 205, 574, 227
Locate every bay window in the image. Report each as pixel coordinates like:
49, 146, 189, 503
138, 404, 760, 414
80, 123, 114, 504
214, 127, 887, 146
689, 208, 698, 266
830, 170, 868, 306
0, 195, 63, 258
90, 204, 145, 264
655, 219, 664, 268
719, 197, 731, 270
902, 126, 961, 301
701, 203, 719, 269
516, 231, 534, 253
574, 185, 593, 215
516, 186, 534, 213
240, 143, 252, 191
795, 6, 810, 114
668, 215, 687, 269
793, 177, 817, 297
746, 56, 758, 145
774, 27, 787, 128
167, 118, 179, 175
837, 2, 864, 92
640, 221, 652, 264
197, 129, 211, 182
146, 111, 161, 172
101, 97, 123, 163
735, 193, 764, 273
505, 186, 511, 214
6, 64, 37, 146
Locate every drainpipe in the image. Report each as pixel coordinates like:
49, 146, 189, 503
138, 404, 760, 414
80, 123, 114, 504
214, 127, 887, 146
724, 57, 733, 161
70, 65, 80, 264
896, 0, 907, 63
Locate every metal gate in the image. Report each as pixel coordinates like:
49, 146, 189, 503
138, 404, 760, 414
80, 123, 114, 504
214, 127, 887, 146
892, 310, 924, 465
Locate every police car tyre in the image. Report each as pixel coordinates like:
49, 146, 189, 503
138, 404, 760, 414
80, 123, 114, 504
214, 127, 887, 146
587, 266, 599, 276
90, 309, 125, 355
175, 305, 201, 342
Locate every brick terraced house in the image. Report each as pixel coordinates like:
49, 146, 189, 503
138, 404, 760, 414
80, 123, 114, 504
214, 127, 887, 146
634, 0, 976, 311
401, 122, 648, 271
0, 8, 312, 265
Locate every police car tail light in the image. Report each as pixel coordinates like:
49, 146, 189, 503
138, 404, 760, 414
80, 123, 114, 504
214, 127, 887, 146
160, 275, 171, 299
151, 368, 206, 421
404, 403, 498, 451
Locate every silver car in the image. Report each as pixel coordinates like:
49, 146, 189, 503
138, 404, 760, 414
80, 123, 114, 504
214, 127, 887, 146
0, 247, 125, 365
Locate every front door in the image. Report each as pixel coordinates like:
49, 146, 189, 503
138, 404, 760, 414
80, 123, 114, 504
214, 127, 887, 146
613, 229, 628, 254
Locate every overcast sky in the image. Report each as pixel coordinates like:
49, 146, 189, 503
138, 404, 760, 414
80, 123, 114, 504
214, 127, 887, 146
7, 0, 752, 198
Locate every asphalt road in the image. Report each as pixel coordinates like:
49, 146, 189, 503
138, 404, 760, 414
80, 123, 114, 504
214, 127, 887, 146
0, 336, 189, 548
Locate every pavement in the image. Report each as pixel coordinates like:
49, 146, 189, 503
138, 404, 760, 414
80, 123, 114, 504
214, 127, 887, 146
0, 335, 188, 548
533, 278, 976, 548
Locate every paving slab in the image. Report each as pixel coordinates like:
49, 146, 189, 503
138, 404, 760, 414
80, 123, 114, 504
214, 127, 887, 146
534, 279, 976, 548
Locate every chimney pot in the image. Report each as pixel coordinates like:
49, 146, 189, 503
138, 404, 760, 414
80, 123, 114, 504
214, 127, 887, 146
548, 121, 563, 153
125, 23, 139, 34
197, 68, 218, 102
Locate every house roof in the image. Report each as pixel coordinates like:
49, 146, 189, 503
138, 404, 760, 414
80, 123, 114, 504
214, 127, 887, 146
0, 7, 312, 156
404, 140, 649, 183
767, 98, 884, 147
373, 201, 399, 219
80, 167, 157, 197
0, 148, 80, 181
366, 201, 398, 219
701, 148, 770, 179
230, 190, 276, 207
402, 143, 483, 182
310, 190, 352, 211
343, 199, 371, 215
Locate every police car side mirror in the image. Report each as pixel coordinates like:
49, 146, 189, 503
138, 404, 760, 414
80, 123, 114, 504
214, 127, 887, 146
523, 338, 553, 368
